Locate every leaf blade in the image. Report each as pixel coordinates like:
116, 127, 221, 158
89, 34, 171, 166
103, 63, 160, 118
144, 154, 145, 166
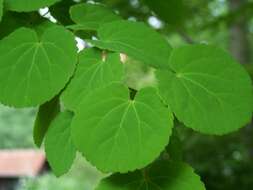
45, 111, 76, 177
157, 44, 253, 135
61, 48, 124, 111
96, 160, 206, 190
88, 20, 172, 68
33, 95, 60, 147
5, 0, 62, 12
0, 26, 77, 107
70, 3, 121, 31
71, 83, 173, 173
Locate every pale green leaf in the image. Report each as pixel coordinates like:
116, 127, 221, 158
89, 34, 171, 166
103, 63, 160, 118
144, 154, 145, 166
70, 3, 121, 30
72, 83, 173, 173
88, 20, 172, 68
96, 160, 206, 190
0, 26, 77, 107
45, 111, 76, 177
61, 48, 124, 111
157, 44, 253, 135
33, 95, 60, 147
5, 0, 62, 12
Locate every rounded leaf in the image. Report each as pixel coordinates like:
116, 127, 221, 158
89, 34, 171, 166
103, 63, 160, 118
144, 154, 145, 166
71, 83, 173, 173
0, 26, 77, 107
157, 45, 253, 135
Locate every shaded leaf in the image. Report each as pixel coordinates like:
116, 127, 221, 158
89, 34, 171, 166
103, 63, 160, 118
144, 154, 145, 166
144, 0, 186, 27
96, 160, 206, 190
0, 0, 3, 22
33, 95, 60, 147
45, 111, 76, 177
157, 44, 253, 135
0, 26, 77, 107
72, 83, 173, 173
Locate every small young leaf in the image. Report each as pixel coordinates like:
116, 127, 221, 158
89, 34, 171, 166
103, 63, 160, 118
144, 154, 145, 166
0, 0, 3, 22
4, 0, 62, 12
33, 95, 60, 147
72, 83, 173, 173
88, 20, 172, 68
45, 111, 76, 177
61, 48, 124, 111
70, 3, 121, 31
96, 160, 206, 190
0, 26, 77, 107
157, 44, 253, 135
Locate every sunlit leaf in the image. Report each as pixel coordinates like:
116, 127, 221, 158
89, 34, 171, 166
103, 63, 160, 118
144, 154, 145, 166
0, 26, 77, 107
157, 45, 253, 135
88, 20, 172, 68
61, 48, 124, 111
72, 83, 173, 173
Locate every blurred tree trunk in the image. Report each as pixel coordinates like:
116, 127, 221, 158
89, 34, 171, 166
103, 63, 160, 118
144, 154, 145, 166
229, 0, 250, 64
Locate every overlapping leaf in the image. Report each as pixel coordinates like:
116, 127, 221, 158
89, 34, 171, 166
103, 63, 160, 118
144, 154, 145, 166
61, 48, 124, 111
72, 83, 173, 173
69, 3, 121, 31
96, 160, 206, 190
157, 44, 253, 135
45, 111, 76, 177
0, 26, 77, 107
4, 0, 62, 12
33, 95, 60, 147
88, 20, 172, 68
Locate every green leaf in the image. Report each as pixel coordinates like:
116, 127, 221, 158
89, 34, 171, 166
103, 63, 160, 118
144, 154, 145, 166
144, 0, 186, 27
4, 0, 62, 12
0, 26, 77, 107
95, 160, 206, 190
157, 44, 253, 135
87, 20, 172, 68
71, 83, 173, 173
0, 0, 3, 22
61, 48, 124, 111
45, 111, 76, 177
33, 95, 60, 147
70, 3, 121, 31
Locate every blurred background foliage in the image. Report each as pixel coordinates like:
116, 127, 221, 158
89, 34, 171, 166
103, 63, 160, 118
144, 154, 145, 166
0, 0, 253, 189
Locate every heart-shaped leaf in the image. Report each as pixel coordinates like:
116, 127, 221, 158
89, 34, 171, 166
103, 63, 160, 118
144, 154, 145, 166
157, 45, 253, 135
72, 83, 173, 173
0, 26, 77, 107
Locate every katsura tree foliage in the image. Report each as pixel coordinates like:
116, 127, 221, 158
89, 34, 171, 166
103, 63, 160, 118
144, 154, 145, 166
0, 1, 252, 190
